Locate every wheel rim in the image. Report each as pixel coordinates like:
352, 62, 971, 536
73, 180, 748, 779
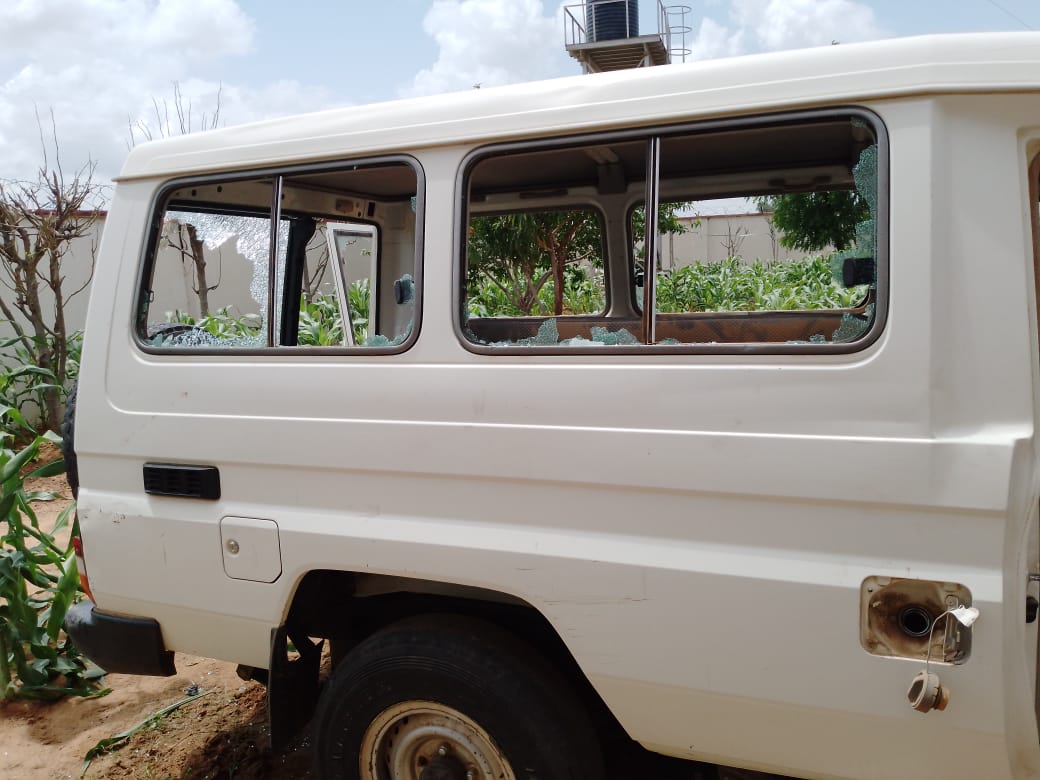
360, 700, 516, 780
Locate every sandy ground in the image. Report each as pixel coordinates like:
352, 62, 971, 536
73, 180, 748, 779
0, 455, 315, 780
0, 653, 313, 779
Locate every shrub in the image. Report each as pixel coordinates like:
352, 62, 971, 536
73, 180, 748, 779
655, 256, 864, 313
0, 332, 82, 439
167, 283, 369, 347
0, 429, 106, 700
470, 265, 606, 318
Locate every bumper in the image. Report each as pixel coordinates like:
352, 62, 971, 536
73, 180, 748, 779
65, 601, 177, 676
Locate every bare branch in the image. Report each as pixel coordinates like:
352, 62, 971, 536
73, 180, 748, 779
130, 82, 224, 149
210, 83, 223, 130
0, 111, 103, 430
33, 104, 49, 173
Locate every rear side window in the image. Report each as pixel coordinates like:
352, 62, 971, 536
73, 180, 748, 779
138, 159, 421, 351
459, 112, 884, 352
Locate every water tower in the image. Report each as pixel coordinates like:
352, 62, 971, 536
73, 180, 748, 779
564, 0, 691, 73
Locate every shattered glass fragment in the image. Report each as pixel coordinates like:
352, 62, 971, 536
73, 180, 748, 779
361, 334, 392, 347
363, 321, 413, 347
361, 273, 418, 346
533, 318, 559, 345
396, 274, 415, 304
832, 303, 875, 342
590, 326, 639, 345
149, 326, 264, 349
829, 143, 878, 292
486, 318, 560, 347
167, 210, 274, 307
559, 335, 605, 347
463, 325, 489, 345
475, 321, 643, 348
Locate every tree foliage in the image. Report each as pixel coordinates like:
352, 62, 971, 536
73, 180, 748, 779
756, 191, 868, 252
630, 203, 696, 272
467, 210, 602, 316
631, 202, 693, 246
468, 203, 694, 317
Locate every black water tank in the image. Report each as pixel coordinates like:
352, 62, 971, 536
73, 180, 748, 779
585, 0, 639, 42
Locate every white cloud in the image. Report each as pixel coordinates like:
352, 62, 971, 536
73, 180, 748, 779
0, 0, 888, 188
728, 0, 882, 51
404, 0, 883, 96
0, 0, 330, 186
0, 0, 253, 75
404, 0, 571, 97
686, 17, 745, 61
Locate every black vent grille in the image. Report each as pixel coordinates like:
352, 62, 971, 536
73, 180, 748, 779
143, 463, 220, 500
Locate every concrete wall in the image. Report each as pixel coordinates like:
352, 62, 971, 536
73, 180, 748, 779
662, 213, 831, 269
7, 210, 825, 341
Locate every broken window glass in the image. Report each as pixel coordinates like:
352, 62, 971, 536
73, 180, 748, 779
140, 160, 420, 351
459, 115, 881, 351
147, 209, 269, 348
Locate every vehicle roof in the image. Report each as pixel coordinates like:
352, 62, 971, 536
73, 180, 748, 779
119, 32, 1040, 182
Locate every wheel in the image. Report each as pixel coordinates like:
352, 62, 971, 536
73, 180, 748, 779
60, 383, 78, 497
312, 614, 604, 780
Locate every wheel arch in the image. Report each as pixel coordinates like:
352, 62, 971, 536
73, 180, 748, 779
269, 568, 627, 753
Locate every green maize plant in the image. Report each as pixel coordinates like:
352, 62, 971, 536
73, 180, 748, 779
0, 427, 107, 700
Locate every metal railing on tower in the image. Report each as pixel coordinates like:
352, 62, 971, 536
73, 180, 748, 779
564, 0, 691, 73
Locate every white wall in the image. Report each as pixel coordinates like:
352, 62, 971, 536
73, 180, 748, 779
14, 210, 829, 341
662, 213, 832, 268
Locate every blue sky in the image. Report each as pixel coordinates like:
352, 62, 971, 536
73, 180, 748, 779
216, 1, 1039, 102
1, 0, 1037, 183
225, 0, 1037, 94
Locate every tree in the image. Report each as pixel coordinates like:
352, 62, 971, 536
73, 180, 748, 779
467, 211, 602, 316
129, 83, 224, 317
755, 191, 868, 252
127, 82, 223, 145
630, 202, 695, 266
719, 221, 749, 258
160, 220, 218, 317
0, 115, 105, 432
468, 203, 694, 317
631, 202, 693, 243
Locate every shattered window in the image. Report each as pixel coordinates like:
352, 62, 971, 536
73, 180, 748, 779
641, 117, 879, 346
459, 113, 882, 351
147, 205, 272, 348
462, 139, 644, 347
139, 160, 421, 351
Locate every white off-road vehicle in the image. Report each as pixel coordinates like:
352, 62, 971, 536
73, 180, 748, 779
65, 32, 1040, 780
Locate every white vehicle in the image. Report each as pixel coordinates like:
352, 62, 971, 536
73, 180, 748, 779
65, 33, 1040, 780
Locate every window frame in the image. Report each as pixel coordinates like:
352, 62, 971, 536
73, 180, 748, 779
323, 222, 381, 347
134, 154, 425, 356
454, 107, 889, 356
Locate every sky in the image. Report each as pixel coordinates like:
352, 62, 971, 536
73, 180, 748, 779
1, 0, 1038, 185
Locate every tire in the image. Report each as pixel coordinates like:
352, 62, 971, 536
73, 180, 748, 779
312, 614, 604, 780
60, 383, 78, 498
